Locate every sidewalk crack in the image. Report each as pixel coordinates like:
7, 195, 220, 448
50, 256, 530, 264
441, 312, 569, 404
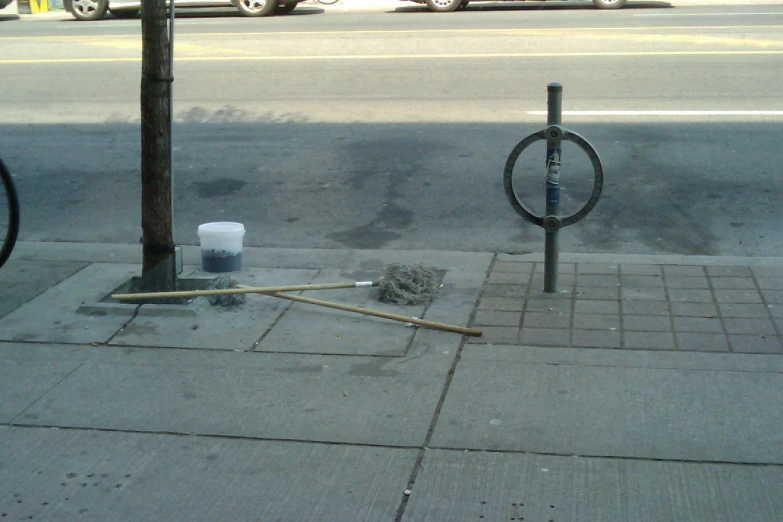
392, 257, 495, 522
7, 361, 86, 425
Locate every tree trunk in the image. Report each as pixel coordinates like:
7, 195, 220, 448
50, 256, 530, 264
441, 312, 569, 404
140, 0, 176, 292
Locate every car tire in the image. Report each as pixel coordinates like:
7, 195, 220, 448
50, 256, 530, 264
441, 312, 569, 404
110, 8, 139, 17
424, 0, 461, 12
234, 0, 276, 17
458, 0, 469, 9
276, 0, 296, 14
592, 0, 627, 9
69, 0, 108, 20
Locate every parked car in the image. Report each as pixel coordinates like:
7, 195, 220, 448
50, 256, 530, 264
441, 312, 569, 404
404, 0, 627, 11
64, 0, 305, 21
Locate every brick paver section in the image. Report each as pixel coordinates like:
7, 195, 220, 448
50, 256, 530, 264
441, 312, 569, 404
470, 260, 783, 354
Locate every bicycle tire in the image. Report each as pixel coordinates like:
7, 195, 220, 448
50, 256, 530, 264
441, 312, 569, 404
0, 159, 20, 269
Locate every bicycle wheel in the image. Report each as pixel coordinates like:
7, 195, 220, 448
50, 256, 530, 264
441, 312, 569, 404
0, 159, 20, 269
316, 0, 340, 5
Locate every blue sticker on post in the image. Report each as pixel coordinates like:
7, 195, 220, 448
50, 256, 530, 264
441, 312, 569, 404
546, 182, 560, 206
546, 148, 561, 205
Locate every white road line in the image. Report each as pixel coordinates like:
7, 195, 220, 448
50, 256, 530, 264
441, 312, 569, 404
633, 12, 783, 16
52, 20, 235, 28
528, 110, 783, 116
53, 22, 139, 28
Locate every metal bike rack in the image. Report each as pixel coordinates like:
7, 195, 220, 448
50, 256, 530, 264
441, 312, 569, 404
503, 82, 604, 293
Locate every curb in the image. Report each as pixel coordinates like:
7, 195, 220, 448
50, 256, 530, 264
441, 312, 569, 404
11, 241, 783, 269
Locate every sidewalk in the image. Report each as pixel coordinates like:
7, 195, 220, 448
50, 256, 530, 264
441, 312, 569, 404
1, 241, 782, 520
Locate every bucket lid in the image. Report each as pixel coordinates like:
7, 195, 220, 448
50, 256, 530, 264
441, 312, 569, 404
198, 222, 245, 237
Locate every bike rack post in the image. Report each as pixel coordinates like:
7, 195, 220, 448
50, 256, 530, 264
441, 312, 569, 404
544, 82, 562, 293
503, 83, 605, 293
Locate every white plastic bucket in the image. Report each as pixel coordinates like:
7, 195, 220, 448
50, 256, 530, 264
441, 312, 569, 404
197, 222, 245, 273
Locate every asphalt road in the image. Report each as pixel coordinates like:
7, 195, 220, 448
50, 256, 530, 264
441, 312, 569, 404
1, 4, 782, 256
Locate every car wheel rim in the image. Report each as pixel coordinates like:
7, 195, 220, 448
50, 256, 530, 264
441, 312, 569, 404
432, 0, 457, 6
72, 0, 98, 15
240, 0, 268, 11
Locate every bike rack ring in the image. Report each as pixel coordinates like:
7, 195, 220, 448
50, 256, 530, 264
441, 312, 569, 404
503, 126, 604, 229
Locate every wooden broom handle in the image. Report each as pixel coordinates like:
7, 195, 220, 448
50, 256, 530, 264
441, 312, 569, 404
271, 292, 482, 337
111, 281, 375, 300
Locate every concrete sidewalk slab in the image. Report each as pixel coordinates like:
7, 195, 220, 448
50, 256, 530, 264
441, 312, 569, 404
0, 257, 86, 320
0, 426, 415, 521
4, 242, 783, 520
0, 264, 138, 345
259, 269, 429, 356
257, 266, 483, 356
0, 358, 82, 423
0, 323, 458, 370
1, 243, 488, 353
402, 449, 783, 522
260, 303, 419, 355
431, 345, 783, 463
12, 350, 451, 446
110, 267, 319, 351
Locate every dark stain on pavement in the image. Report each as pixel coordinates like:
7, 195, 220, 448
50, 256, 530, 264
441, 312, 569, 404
576, 138, 721, 255
327, 137, 443, 249
329, 224, 402, 249
276, 364, 324, 374
338, 268, 380, 281
359, 259, 386, 271
193, 178, 246, 198
349, 359, 399, 377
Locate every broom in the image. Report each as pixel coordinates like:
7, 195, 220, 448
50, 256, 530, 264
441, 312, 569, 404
112, 263, 482, 337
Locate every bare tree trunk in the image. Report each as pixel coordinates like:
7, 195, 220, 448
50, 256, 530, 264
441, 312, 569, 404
140, 0, 176, 292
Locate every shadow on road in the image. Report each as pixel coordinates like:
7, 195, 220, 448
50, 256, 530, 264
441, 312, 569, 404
0, 114, 778, 256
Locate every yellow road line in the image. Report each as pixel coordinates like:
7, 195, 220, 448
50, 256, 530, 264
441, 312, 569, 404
576, 33, 783, 47
3, 50, 783, 64
1, 25, 783, 41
